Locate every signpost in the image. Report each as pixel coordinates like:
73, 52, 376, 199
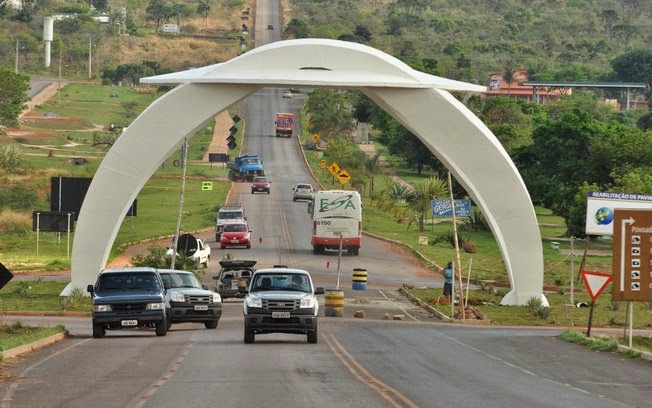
611, 208, 652, 346
431, 199, 472, 217
337, 169, 350, 185
580, 270, 612, 337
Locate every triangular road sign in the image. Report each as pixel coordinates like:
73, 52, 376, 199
0, 261, 14, 290
581, 270, 612, 302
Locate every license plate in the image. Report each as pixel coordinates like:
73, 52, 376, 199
231, 239, 239, 243
121, 319, 137, 326
272, 312, 290, 318
194, 305, 208, 311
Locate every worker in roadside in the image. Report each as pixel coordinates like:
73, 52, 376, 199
443, 261, 453, 300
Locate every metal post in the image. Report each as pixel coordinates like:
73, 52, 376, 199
88, 36, 92, 79
15, 39, 19, 73
171, 139, 188, 270
628, 302, 633, 348
335, 233, 343, 290
36, 212, 40, 260
570, 236, 575, 306
447, 171, 465, 319
66, 212, 71, 259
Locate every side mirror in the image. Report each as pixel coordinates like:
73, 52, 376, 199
314, 287, 325, 295
202, 284, 209, 290
163, 282, 171, 290
86, 284, 94, 294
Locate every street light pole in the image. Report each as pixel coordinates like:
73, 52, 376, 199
15, 39, 19, 73
88, 36, 92, 79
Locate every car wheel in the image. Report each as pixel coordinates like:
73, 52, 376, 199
204, 319, 219, 329
293, 197, 296, 202
246, 244, 251, 249
92, 322, 105, 338
155, 320, 168, 336
267, 190, 270, 194
244, 322, 255, 343
251, 190, 254, 194
215, 234, 220, 242
221, 245, 226, 249
307, 321, 318, 344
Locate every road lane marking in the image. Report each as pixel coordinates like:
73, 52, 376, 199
324, 333, 420, 408
377, 289, 418, 321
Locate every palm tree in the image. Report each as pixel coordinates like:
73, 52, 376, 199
364, 152, 382, 200
408, 176, 448, 232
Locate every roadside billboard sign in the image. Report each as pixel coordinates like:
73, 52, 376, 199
431, 199, 471, 217
585, 191, 652, 236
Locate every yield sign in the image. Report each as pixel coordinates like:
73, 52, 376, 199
581, 270, 612, 302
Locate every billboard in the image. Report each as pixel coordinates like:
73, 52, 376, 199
585, 191, 652, 236
51, 177, 137, 219
431, 199, 472, 217
32, 211, 75, 232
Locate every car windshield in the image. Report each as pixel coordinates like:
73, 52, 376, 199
297, 184, 312, 190
251, 273, 310, 292
253, 177, 266, 182
97, 272, 161, 291
160, 272, 201, 289
225, 223, 247, 232
220, 211, 242, 219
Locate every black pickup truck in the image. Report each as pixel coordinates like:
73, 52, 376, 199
87, 267, 168, 338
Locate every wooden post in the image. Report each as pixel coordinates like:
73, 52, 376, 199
447, 171, 465, 319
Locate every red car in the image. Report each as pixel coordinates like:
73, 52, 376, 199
220, 222, 252, 249
251, 176, 271, 194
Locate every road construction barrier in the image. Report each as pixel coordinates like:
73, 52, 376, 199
324, 289, 344, 317
352, 268, 367, 290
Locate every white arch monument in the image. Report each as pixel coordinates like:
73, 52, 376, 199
66, 39, 546, 306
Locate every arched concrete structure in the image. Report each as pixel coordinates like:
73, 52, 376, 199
66, 39, 546, 306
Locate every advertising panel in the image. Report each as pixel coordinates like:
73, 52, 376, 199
585, 191, 652, 236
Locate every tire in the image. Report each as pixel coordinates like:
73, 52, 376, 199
166, 315, 172, 330
307, 320, 318, 344
313, 246, 319, 254
215, 233, 220, 242
244, 322, 255, 343
267, 190, 270, 194
92, 322, 105, 338
155, 320, 168, 336
204, 319, 219, 329
246, 244, 251, 249
228, 170, 235, 181
221, 245, 225, 249
293, 198, 296, 202
347, 246, 355, 256
251, 190, 254, 194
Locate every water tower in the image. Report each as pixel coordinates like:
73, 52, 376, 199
43, 17, 54, 68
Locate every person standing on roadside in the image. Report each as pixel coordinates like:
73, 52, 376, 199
443, 261, 453, 300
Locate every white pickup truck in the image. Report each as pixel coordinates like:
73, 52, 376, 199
167, 233, 211, 267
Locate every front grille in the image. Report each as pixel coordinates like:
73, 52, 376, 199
262, 299, 299, 311
185, 295, 213, 304
112, 303, 147, 313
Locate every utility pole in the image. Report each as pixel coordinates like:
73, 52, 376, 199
88, 36, 92, 80
171, 140, 188, 270
15, 39, 19, 73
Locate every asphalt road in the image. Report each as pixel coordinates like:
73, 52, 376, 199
3, 1, 650, 407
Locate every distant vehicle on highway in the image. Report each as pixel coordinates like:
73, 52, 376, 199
251, 175, 271, 194
282, 90, 292, 98
213, 259, 257, 299
220, 222, 253, 249
292, 183, 314, 201
267, 24, 274, 30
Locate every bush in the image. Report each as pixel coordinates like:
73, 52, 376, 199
0, 184, 38, 210
0, 144, 25, 173
0, 210, 31, 234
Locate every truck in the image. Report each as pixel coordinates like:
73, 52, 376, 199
275, 113, 294, 138
166, 233, 211, 267
87, 267, 168, 338
308, 190, 362, 255
243, 266, 324, 344
227, 155, 265, 182
215, 204, 246, 241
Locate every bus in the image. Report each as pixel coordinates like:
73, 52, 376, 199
308, 190, 362, 255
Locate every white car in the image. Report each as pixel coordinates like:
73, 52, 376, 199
292, 183, 314, 201
282, 90, 292, 98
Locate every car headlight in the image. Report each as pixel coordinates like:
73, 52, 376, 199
146, 302, 165, 310
170, 293, 185, 302
93, 304, 112, 312
212, 293, 221, 303
300, 296, 316, 308
246, 296, 262, 308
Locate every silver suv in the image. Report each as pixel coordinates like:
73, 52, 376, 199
215, 204, 246, 241
243, 267, 324, 344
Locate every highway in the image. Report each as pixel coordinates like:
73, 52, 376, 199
1, 1, 650, 407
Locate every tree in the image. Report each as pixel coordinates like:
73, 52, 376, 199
611, 49, 652, 105
408, 176, 448, 232
196, 0, 211, 29
285, 18, 310, 38
0, 67, 29, 127
147, 0, 171, 32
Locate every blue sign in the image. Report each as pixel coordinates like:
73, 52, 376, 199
431, 199, 472, 217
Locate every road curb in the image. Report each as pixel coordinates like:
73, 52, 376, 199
617, 344, 652, 362
2, 330, 69, 359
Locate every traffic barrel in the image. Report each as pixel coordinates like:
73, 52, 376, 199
352, 268, 367, 290
324, 289, 344, 317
